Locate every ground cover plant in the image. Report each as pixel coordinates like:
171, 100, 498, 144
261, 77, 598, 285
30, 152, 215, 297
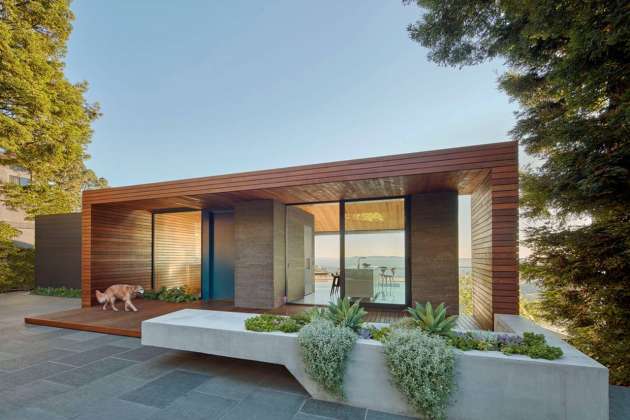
31, 286, 81, 298
143, 286, 199, 303
384, 329, 454, 420
297, 319, 357, 398
449, 331, 563, 360
245, 313, 308, 333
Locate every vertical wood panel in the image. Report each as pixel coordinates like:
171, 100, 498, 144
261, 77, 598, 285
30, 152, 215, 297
153, 211, 201, 294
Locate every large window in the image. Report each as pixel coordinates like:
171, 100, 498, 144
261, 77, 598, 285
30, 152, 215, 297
344, 198, 406, 305
286, 198, 408, 306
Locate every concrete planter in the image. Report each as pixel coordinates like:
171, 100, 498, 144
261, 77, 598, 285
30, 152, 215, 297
142, 310, 608, 419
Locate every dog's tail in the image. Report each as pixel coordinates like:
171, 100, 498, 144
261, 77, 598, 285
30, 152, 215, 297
95, 290, 106, 304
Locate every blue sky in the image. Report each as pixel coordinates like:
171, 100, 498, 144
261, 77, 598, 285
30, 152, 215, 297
66, 1, 517, 187
65, 1, 524, 258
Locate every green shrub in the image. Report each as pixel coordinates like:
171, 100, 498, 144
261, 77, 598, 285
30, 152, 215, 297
406, 302, 457, 337
325, 297, 367, 332
143, 286, 199, 303
297, 319, 357, 398
31, 287, 81, 298
384, 329, 455, 420
0, 241, 34, 292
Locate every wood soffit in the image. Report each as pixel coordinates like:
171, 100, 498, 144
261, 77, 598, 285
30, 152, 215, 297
84, 141, 517, 210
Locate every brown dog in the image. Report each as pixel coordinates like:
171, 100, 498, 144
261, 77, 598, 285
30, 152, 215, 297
95, 284, 144, 312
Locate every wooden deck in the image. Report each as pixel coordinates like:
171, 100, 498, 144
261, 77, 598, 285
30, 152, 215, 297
24, 299, 479, 337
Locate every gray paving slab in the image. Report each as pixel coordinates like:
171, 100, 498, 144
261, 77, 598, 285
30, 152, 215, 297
0, 406, 69, 420
300, 399, 367, 420
72, 397, 160, 420
110, 336, 144, 348
117, 351, 198, 380
611, 385, 630, 420
54, 344, 129, 366
30, 372, 148, 418
0, 361, 73, 391
366, 409, 418, 419
0, 348, 77, 371
0, 379, 73, 414
119, 369, 210, 408
195, 374, 262, 401
114, 345, 172, 362
294, 413, 334, 420
220, 388, 306, 420
150, 390, 237, 420
47, 357, 136, 387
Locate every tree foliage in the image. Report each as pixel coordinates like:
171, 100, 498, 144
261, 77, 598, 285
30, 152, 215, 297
404, 0, 629, 384
0, 0, 106, 218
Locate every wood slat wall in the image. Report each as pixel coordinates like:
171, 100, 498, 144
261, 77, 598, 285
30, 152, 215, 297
82, 141, 517, 205
82, 204, 152, 307
471, 165, 519, 329
153, 211, 201, 294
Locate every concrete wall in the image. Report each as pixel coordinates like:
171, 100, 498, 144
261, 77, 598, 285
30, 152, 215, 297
410, 191, 459, 314
234, 200, 286, 308
144, 310, 609, 420
35, 213, 81, 289
0, 164, 34, 247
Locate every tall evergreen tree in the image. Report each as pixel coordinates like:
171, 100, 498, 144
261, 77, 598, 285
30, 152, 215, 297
403, 0, 629, 384
0, 0, 106, 224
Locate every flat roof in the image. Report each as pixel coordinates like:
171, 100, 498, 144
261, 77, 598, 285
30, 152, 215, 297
83, 141, 517, 210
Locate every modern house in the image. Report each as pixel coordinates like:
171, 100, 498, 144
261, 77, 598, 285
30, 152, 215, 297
78, 141, 518, 329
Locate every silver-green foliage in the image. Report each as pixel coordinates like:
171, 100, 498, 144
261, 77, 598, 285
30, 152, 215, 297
384, 329, 455, 420
325, 297, 367, 332
297, 319, 357, 398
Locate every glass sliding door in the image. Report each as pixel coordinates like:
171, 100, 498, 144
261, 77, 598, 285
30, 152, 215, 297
343, 198, 407, 305
286, 202, 340, 305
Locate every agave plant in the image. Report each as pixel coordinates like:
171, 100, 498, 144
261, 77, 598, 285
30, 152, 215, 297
406, 302, 457, 337
325, 297, 367, 332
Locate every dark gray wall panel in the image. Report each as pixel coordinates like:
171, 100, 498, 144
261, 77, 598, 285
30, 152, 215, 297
35, 213, 82, 289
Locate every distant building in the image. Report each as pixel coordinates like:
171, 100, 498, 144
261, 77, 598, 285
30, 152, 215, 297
0, 159, 34, 247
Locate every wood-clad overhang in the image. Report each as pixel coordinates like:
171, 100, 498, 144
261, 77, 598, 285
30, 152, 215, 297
82, 141, 517, 210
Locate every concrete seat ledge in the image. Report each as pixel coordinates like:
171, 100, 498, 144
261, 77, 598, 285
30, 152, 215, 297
142, 309, 609, 420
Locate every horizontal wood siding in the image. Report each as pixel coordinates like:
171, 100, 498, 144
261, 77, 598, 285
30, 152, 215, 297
153, 211, 201, 294
490, 166, 519, 316
471, 174, 494, 329
471, 164, 519, 329
83, 141, 517, 205
82, 204, 152, 307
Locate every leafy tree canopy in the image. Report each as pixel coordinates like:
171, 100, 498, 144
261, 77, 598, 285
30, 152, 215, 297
404, 0, 629, 384
0, 0, 106, 218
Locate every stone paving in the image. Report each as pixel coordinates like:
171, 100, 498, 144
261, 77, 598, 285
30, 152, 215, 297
1, 292, 628, 420
0, 292, 412, 419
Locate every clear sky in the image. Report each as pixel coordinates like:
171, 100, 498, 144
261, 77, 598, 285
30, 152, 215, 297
65, 1, 524, 258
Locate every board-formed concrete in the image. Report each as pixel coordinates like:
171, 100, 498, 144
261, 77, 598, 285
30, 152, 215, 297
142, 309, 609, 419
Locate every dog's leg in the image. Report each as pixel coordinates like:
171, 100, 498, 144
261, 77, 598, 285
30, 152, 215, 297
127, 300, 138, 312
110, 297, 119, 312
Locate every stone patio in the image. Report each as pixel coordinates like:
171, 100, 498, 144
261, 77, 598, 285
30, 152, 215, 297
1, 292, 628, 420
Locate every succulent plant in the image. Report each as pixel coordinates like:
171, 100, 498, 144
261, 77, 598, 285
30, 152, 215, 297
325, 297, 367, 332
406, 302, 457, 337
